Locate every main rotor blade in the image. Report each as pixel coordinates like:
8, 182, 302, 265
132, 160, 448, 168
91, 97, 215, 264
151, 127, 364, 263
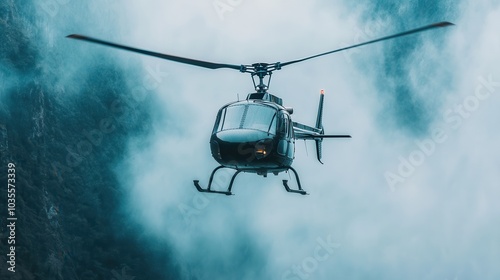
280, 21, 454, 67
66, 34, 242, 70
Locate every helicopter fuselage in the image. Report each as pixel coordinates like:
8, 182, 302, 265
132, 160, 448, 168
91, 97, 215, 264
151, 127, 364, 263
209, 96, 295, 176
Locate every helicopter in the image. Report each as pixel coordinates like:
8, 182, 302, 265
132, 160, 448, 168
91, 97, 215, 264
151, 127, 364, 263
67, 21, 453, 195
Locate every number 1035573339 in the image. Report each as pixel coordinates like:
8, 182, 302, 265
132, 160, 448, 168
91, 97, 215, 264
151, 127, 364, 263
7, 163, 16, 217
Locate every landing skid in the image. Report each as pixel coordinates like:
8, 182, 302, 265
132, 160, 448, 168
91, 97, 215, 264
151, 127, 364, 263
282, 167, 308, 195
193, 166, 308, 195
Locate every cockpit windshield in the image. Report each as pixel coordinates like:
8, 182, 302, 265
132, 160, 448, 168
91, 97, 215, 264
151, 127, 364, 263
216, 104, 277, 134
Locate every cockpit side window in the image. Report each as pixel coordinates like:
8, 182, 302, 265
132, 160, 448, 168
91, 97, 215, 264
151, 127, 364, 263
213, 108, 224, 133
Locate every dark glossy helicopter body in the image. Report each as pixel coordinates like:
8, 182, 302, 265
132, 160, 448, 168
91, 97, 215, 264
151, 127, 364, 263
210, 96, 295, 171
194, 88, 349, 195
67, 21, 453, 195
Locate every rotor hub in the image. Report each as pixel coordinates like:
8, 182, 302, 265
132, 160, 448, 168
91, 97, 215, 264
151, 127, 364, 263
240, 62, 282, 93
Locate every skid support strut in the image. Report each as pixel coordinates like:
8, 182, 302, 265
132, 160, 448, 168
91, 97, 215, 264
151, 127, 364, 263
282, 167, 308, 195
193, 166, 241, 195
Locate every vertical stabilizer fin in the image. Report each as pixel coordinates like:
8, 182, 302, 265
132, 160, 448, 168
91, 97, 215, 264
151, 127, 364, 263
315, 90, 325, 164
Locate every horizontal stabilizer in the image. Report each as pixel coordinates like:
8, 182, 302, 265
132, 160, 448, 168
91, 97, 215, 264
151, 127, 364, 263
315, 134, 351, 138
294, 133, 351, 140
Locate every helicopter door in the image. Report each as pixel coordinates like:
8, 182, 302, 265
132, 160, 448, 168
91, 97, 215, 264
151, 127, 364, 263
277, 113, 293, 158
287, 115, 294, 159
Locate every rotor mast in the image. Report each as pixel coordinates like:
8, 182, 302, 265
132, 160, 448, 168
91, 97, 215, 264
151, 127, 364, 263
239, 62, 282, 93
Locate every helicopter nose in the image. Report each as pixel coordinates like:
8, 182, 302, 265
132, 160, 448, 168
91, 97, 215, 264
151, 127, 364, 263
211, 138, 274, 164
211, 130, 274, 164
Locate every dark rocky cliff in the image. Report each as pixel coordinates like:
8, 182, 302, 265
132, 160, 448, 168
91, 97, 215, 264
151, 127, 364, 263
0, 1, 179, 279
